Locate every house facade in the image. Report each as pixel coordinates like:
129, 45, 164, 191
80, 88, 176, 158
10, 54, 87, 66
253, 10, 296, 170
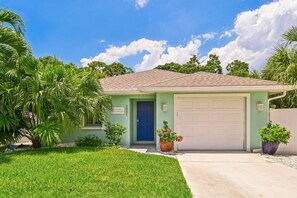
62, 69, 294, 151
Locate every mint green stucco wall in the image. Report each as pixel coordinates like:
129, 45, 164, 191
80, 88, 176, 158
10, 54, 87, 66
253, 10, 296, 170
250, 92, 269, 150
155, 93, 174, 149
61, 95, 155, 147
61, 95, 131, 145
62, 92, 269, 150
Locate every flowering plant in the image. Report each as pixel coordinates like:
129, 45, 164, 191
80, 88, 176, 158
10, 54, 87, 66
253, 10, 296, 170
156, 120, 183, 143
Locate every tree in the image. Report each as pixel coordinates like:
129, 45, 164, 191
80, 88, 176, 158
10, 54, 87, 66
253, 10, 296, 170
20, 57, 112, 147
155, 54, 223, 74
249, 69, 261, 79
0, 9, 30, 64
283, 26, 297, 45
0, 56, 112, 147
87, 61, 133, 77
186, 55, 200, 66
155, 55, 202, 74
0, 9, 112, 147
0, 9, 31, 145
106, 62, 133, 76
226, 60, 249, 77
181, 55, 203, 73
262, 26, 297, 108
203, 54, 223, 74
155, 62, 181, 72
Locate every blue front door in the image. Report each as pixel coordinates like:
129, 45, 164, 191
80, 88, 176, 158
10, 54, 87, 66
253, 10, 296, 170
137, 101, 154, 141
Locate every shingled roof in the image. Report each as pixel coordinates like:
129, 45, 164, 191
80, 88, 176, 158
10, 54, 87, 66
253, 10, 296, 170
144, 71, 279, 87
100, 69, 187, 92
100, 69, 292, 94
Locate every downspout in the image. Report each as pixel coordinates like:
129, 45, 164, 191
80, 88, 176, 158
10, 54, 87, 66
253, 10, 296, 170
268, 91, 287, 121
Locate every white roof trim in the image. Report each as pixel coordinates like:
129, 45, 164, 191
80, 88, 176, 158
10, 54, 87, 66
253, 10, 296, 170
139, 85, 296, 93
103, 90, 147, 95
103, 85, 296, 95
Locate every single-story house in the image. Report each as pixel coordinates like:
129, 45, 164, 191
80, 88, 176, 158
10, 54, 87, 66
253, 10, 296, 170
62, 69, 295, 151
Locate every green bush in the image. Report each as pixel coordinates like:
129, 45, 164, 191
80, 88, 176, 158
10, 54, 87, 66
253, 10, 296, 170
105, 122, 126, 145
75, 135, 104, 147
0, 146, 6, 153
259, 123, 291, 144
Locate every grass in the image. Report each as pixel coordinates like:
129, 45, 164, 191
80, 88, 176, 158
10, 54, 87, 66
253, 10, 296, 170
0, 147, 191, 197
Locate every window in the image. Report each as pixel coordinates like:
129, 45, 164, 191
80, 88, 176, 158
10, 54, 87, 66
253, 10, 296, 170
83, 116, 104, 129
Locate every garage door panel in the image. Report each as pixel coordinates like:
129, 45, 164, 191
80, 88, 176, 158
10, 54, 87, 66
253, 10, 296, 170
176, 125, 209, 136
193, 111, 210, 122
211, 112, 244, 122
175, 96, 245, 150
177, 100, 193, 109
210, 124, 244, 131
177, 111, 210, 123
178, 137, 212, 150
211, 99, 244, 109
193, 99, 210, 109
177, 112, 194, 123
178, 137, 243, 150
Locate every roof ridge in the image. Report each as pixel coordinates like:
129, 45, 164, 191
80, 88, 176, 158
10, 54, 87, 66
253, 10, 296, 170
100, 69, 156, 80
100, 69, 187, 81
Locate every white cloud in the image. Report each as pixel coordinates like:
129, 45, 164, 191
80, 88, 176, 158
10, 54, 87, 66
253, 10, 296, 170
137, 38, 201, 71
201, 32, 217, 40
208, 0, 297, 70
135, 0, 150, 8
80, 38, 201, 71
99, 39, 106, 43
219, 30, 233, 39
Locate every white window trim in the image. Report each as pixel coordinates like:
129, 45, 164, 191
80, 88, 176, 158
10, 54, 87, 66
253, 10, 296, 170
82, 117, 106, 130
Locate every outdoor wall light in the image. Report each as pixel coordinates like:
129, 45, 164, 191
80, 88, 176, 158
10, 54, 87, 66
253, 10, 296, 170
162, 103, 168, 112
257, 101, 264, 112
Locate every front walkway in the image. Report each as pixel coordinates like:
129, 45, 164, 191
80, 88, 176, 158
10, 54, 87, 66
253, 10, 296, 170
176, 152, 297, 198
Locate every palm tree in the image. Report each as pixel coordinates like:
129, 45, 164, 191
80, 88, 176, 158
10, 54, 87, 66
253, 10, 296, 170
283, 26, 297, 45
0, 9, 30, 145
0, 9, 112, 147
0, 8, 25, 35
0, 9, 30, 65
262, 26, 297, 108
17, 56, 111, 147
249, 69, 261, 79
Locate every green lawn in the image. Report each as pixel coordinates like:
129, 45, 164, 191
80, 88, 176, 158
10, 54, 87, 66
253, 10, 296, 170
0, 147, 191, 197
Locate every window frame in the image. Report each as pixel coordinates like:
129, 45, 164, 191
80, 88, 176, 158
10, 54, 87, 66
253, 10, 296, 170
82, 116, 105, 130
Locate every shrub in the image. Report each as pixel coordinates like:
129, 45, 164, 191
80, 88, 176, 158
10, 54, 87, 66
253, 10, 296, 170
75, 135, 104, 147
105, 122, 126, 145
0, 146, 6, 153
259, 123, 291, 144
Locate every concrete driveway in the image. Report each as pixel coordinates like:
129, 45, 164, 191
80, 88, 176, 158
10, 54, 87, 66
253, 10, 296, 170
176, 152, 297, 198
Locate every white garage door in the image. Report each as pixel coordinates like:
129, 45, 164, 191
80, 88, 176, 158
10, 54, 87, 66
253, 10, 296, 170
174, 95, 245, 150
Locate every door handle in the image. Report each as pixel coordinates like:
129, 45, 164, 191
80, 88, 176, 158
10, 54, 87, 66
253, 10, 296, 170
137, 119, 139, 125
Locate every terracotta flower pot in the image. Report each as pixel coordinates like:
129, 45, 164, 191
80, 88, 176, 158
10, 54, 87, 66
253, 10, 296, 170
160, 139, 174, 152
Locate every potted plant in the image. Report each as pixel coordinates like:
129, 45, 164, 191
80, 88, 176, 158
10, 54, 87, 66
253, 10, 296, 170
156, 120, 183, 152
259, 123, 291, 155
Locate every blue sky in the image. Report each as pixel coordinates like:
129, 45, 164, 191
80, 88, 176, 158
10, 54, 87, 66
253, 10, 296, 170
2, 0, 297, 71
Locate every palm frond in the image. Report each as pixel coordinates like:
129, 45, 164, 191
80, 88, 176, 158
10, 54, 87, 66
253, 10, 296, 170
283, 26, 297, 45
0, 8, 25, 36
0, 27, 31, 57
